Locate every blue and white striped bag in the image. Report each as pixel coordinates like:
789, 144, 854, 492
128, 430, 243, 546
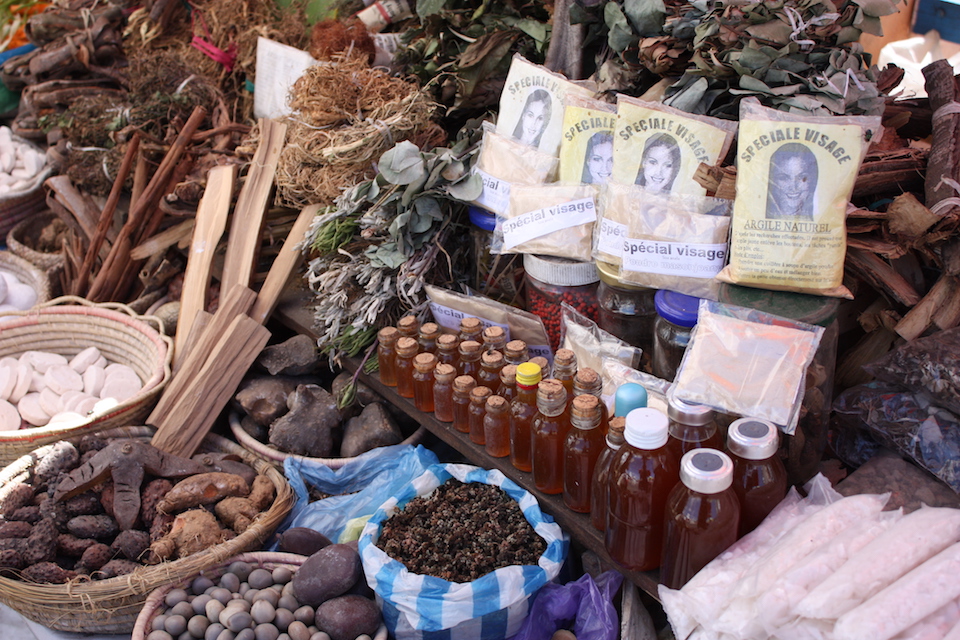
358, 463, 569, 640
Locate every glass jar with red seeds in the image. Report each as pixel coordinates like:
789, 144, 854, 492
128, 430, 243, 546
522, 254, 600, 351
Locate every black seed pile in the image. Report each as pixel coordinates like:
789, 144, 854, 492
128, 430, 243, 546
376, 479, 547, 582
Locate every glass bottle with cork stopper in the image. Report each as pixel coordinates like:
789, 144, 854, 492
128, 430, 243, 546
564, 394, 605, 513
552, 348, 578, 400
436, 333, 460, 369
452, 375, 476, 434
605, 407, 680, 572
468, 386, 493, 445
660, 449, 741, 590
459, 316, 483, 343
457, 340, 483, 383
529, 356, 550, 372
591, 416, 627, 531
432, 363, 457, 423
484, 395, 511, 457
726, 417, 787, 537
498, 364, 518, 403
653, 290, 700, 382
397, 315, 419, 339
482, 326, 507, 354
532, 378, 570, 495
667, 395, 723, 461
395, 336, 419, 399
573, 367, 608, 433
510, 362, 542, 472
377, 326, 400, 387
478, 349, 505, 390
417, 322, 441, 354
412, 352, 437, 413
504, 339, 529, 366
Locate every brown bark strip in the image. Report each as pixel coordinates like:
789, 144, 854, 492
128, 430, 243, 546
845, 247, 922, 308
922, 59, 960, 213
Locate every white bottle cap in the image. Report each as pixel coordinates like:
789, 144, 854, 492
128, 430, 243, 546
624, 408, 669, 450
727, 418, 780, 460
680, 449, 733, 494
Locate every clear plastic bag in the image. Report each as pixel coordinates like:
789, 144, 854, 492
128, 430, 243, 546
599, 358, 671, 416
497, 183, 598, 261
473, 121, 559, 215
557, 94, 616, 185
560, 303, 642, 378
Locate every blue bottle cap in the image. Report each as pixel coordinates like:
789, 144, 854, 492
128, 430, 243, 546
614, 383, 648, 417
654, 290, 700, 328
468, 206, 497, 231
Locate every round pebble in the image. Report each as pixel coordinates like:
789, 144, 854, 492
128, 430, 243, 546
169, 601, 194, 619
247, 569, 274, 590
235, 629, 255, 640
152, 614, 168, 631
252, 589, 279, 608
309, 633, 330, 640
211, 587, 234, 605
271, 567, 293, 584
277, 595, 298, 613
251, 599, 275, 625
193, 576, 215, 594
220, 572, 241, 593
189, 615, 211, 638
204, 623, 225, 640
244, 588, 260, 604
216, 628, 236, 640
147, 631, 174, 640
281, 583, 295, 599
228, 561, 253, 581
164, 614, 187, 636
224, 610, 253, 633
192, 594, 213, 615
205, 598, 225, 621
286, 621, 310, 640
254, 624, 280, 640
292, 606, 313, 625
273, 609, 294, 633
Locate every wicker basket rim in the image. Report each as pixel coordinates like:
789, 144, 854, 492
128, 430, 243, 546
6, 212, 65, 269
0, 163, 53, 206
0, 249, 52, 303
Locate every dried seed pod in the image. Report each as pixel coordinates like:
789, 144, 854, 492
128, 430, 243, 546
95, 558, 140, 579
8, 504, 41, 523
21, 561, 77, 584
0, 482, 35, 518
75, 542, 112, 574
67, 514, 119, 540
57, 533, 98, 557
21, 518, 58, 566
0, 520, 32, 539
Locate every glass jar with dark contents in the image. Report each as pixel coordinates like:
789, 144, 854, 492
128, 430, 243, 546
523, 254, 599, 351
653, 290, 700, 382
596, 260, 657, 373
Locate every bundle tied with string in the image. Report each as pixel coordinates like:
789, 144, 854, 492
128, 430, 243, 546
275, 56, 439, 208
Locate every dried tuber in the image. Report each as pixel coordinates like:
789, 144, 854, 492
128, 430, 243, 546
20, 518, 57, 566
139, 478, 172, 527
111, 529, 150, 561
0, 482, 34, 518
0, 520, 32, 538
157, 472, 250, 514
96, 558, 140, 579
57, 533, 97, 557
214, 475, 275, 534
149, 509, 230, 562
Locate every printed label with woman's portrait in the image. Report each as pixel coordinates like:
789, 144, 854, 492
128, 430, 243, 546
557, 95, 616, 185
496, 55, 596, 157
611, 96, 734, 195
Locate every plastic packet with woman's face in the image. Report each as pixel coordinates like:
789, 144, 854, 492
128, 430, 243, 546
557, 94, 617, 186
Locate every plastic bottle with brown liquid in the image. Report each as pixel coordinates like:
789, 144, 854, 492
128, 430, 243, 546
532, 379, 570, 495
484, 395, 511, 457
509, 362, 542, 472
459, 316, 483, 343
394, 337, 419, 399
552, 348, 577, 400
564, 394, 605, 513
478, 350, 505, 390
726, 417, 788, 537
376, 326, 400, 387
432, 363, 457, 423
605, 407, 680, 572
451, 375, 476, 434
482, 325, 508, 354
412, 352, 437, 413
504, 339, 528, 366
660, 449, 741, 590
498, 364, 518, 404
435, 333, 460, 369
468, 385, 493, 445
457, 340, 483, 384
591, 416, 626, 531
667, 395, 723, 461
417, 322, 441, 355
397, 315, 419, 339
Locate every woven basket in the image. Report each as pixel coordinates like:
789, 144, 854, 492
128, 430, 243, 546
0, 296, 171, 466
0, 140, 52, 239
0, 429, 295, 633
229, 410, 427, 470
6, 210, 65, 273
132, 551, 388, 640
0, 249, 51, 305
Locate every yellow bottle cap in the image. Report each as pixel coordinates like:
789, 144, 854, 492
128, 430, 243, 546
516, 362, 542, 386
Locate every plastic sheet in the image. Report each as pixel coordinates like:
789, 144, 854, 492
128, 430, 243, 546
509, 570, 622, 640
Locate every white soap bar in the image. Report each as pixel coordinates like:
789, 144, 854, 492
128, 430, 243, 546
74, 396, 98, 415
100, 376, 141, 403
28, 369, 44, 393
104, 363, 139, 383
20, 351, 68, 374
44, 365, 83, 395
38, 387, 62, 417
69, 347, 101, 373
92, 397, 119, 416
0, 399, 20, 431
17, 393, 48, 426
0, 271, 17, 289
45, 411, 87, 428
5, 283, 36, 310
0, 274, 8, 305
59, 390, 89, 413
82, 366, 105, 397
9, 362, 32, 404
94, 356, 108, 369
0, 364, 15, 401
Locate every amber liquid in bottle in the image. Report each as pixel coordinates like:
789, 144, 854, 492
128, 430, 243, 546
605, 409, 679, 572
532, 379, 570, 495
397, 315, 419, 338
436, 333, 460, 369
459, 316, 483, 343
503, 339, 528, 365
661, 480, 740, 590
377, 327, 400, 387
497, 364, 518, 404
458, 340, 483, 384
552, 348, 577, 400
468, 386, 493, 445
667, 422, 724, 461
478, 350, 504, 390
563, 395, 605, 513
452, 375, 476, 434
510, 363, 542, 473
395, 336, 419, 399
484, 395, 511, 458
591, 418, 626, 531
573, 367, 608, 434
482, 326, 507, 354
417, 322, 441, 354
412, 352, 437, 413
432, 363, 457, 423
730, 453, 787, 537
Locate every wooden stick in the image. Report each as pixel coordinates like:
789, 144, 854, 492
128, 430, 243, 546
249, 204, 319, 325
74, 134, 140, 296
131, 147, 149, 209
44, 176, 106, 244
129, 218, 195, 261
221, 118, 287, 294
174, 164, 236, 362
894, 274, 954, 340
173, 310, 211, 377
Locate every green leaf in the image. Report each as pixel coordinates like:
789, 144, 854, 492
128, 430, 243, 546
605, 3, 636, 52
365, 243, 407, 269
446, 172, 483, 201
745, 18, 793, 45
379, 141, 427, 185
851, 0, 901, 17
414, 196, 443, 221
416, 0, 446, 20
501, 17, 548, 47
624, 0, 666, 37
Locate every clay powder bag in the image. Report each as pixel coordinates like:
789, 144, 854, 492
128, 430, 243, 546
717, 99, 880, 298
611, 95, 737, 194
473, 122, 559, 215
496, 54, 596, 157
499, 183, 598, 261
557, 94, 617, 185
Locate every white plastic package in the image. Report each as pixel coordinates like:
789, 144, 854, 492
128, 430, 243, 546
560, 303, 641, 380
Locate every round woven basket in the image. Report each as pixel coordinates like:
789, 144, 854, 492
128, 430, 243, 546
229, 410, 427, 470
0, 296, 171, 466
0, 249, 52, 305
6, 210, 65, 273
132, 551, 389, 640
0, 142, 53, 239
0, 429, 295, 634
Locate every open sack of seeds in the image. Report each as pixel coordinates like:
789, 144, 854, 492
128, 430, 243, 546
358, 463, 568, 640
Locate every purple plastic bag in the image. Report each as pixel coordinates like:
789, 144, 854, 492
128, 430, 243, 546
509, 570, 623, 640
